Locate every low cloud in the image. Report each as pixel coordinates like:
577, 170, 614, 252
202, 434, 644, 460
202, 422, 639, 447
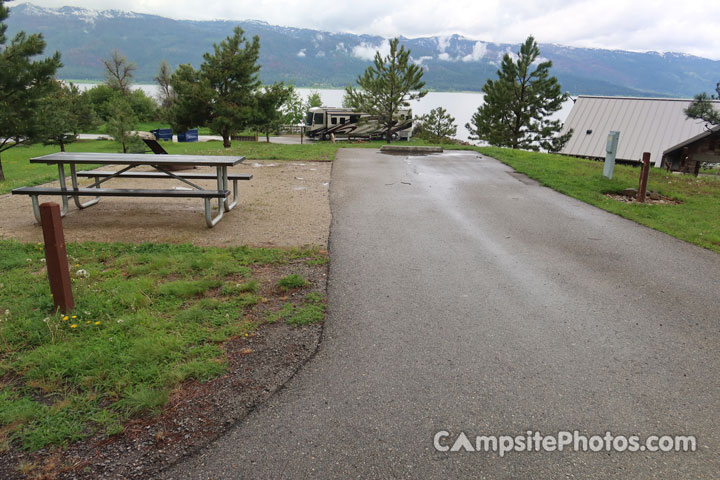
412, 55, 433, 65
461, 41, 487, 62
352, 39, 390, 60
438, 52, 451, 61
436, 35, 451, 53
297, 49, 306, 57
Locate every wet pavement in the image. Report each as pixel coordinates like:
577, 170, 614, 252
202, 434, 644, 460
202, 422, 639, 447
162, 149, 719, 479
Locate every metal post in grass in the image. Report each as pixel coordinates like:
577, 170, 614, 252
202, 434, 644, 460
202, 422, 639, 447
604, 131, 620, 179
39, 202, 74, 313
637, 152, 651, 203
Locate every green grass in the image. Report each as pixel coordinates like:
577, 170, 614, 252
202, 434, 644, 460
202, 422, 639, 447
0, 240, 327, 451
277, 274, 308, 291
477, 147, 720, 253
0, 141, 118, 194
265, 293, 326, 326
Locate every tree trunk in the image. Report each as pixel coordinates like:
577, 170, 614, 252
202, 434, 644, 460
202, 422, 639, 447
223, 133, 231, 148
0, 155, 5, 182
265, 128, 270, 143
60, 141, 66, 152
386, 120, 392, 144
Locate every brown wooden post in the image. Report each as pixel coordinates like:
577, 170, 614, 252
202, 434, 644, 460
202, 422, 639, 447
39, 202, 74, 313
637, 152, 651, 203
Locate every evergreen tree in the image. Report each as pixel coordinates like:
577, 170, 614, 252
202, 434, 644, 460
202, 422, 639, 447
304, 90, 323, 110
685, 81, 720, 126
106, 97, 141, 153
345, 38, 427, 143
466, 35, 571, 152
415, 107, 457, 143
39, 81, 97, 152
0, 0, 61, 181
254, 82, 292, 142
170, 27, 261, 148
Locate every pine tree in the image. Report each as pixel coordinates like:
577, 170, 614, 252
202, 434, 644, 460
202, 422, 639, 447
39, 81, 97, 152
415, 107, 457, 143
170, 27, 261, 148
0, 0, 61, 181
685, 81, 720, 126
345, 38, 427, 143
304, 90, 323, 110
254, 82, 292, 142
466, 35, 571, 152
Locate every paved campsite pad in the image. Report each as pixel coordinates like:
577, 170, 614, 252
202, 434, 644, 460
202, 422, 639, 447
0, 160, 331, 248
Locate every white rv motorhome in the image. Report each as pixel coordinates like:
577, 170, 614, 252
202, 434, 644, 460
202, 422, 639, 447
305, 107, 413, 140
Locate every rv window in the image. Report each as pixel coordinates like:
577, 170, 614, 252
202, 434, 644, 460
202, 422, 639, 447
340, 118, 346, 124
306, 113, 313, 125
349, 115, 361, 123
331, 117, 337, 125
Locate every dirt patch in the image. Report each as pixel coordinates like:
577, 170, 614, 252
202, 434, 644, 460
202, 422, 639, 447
605, 193, 682, 205
0, 160, 331, 248
0, 261, 327, 480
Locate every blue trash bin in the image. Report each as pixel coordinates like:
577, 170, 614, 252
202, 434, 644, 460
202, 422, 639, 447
177, 129, 198, 143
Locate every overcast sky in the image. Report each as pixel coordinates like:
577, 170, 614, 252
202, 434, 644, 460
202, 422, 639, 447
17, 0, 720, 60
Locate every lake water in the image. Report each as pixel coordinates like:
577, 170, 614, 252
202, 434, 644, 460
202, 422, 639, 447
79, 84, 575, 142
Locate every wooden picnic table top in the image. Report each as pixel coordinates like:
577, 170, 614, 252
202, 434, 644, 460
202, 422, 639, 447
30, 152, 245, 167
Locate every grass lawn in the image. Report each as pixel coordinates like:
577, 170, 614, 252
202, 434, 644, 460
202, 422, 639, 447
0, 142, 118, 194
477, 147, 720, 254
0, 240, 327, 452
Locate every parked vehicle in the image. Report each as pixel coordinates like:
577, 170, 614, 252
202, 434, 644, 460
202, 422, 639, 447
305, 107, 413, 140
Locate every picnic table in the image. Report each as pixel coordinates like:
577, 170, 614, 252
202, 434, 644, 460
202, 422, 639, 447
11, 152, 251, 228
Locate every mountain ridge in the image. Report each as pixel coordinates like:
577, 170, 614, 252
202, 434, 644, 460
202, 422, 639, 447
5, 2, 720, 98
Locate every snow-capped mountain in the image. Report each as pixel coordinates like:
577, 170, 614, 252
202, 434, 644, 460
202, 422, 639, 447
6, 3, 720, 97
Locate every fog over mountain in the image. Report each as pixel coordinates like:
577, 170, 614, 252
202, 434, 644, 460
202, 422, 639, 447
7, 3, 720, 97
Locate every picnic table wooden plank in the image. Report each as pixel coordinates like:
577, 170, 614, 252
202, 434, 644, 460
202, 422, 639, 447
29, 152, 245, 167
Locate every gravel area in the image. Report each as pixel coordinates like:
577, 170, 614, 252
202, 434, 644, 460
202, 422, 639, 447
0, 160, 331, 248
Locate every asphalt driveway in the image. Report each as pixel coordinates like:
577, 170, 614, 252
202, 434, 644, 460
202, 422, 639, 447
163, 149, 719, 478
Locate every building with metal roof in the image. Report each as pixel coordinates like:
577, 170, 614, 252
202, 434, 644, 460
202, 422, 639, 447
559, 96, 720, 167
662, 125, 720, 174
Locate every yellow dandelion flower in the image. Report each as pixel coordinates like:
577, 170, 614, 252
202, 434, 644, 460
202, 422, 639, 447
63, 315, 69, 321
71, 315, 77, 319
94, 321, 101, 325
70, 324, 77, 328
244, 333, 249, 337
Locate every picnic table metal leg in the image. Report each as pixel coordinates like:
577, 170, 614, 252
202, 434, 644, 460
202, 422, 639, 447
221, 167, 239, 212
204, 167, 226, 228
56, 164, 69, 218
69, 164, 100, 209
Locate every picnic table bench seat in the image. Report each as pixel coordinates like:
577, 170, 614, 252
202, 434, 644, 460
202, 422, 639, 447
12, 186, 231, 227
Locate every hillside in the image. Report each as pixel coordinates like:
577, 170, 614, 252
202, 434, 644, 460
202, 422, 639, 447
5, 2, 720, 97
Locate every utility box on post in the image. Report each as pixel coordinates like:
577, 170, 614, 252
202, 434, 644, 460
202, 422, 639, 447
604, 131, 620, 179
